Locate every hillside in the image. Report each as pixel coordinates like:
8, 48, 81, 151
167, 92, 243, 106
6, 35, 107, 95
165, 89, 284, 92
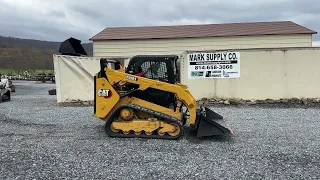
0, 36, 93, 75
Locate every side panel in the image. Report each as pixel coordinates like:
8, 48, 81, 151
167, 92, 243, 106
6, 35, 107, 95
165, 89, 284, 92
180, 47, 320, 100
93, 34, 312, 58
95, 77, 120, 119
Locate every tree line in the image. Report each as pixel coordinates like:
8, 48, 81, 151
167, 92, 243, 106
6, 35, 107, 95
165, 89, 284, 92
0, 36, 93, 75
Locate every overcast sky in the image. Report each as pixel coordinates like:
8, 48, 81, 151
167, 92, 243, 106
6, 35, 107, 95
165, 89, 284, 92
0, 0, 319, 45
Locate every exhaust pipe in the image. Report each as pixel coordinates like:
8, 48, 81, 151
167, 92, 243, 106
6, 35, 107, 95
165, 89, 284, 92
194, 106, 234, 137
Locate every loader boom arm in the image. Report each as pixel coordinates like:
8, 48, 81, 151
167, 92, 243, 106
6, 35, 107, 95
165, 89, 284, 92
104, 67, 198, 126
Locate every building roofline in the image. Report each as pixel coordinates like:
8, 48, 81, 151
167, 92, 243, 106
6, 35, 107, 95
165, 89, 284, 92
89, 21, 317, 41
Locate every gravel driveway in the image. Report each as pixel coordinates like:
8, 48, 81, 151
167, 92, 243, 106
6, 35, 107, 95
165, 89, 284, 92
0, 81, 319, 180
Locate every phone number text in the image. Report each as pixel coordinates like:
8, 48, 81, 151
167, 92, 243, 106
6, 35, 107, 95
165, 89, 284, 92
194, 64, 233, 70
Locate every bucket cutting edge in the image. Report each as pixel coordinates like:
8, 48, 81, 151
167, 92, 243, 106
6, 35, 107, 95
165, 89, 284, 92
195, 106, 234, 137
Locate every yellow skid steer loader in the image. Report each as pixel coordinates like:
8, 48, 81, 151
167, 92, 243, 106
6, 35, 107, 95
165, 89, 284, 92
93, 56, 233, 139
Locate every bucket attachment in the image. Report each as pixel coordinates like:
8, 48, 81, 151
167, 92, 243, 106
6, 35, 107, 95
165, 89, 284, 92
195, 106, 234, 137
59, 37, 87, 56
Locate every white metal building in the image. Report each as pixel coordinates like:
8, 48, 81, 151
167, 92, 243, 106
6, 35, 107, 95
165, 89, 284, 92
89, 21, 317, 61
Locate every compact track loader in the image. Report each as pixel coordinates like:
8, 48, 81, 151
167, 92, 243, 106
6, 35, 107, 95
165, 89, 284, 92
93, 55, 234, 139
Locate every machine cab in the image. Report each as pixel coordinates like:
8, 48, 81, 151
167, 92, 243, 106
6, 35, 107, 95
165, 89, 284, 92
125, 55, 180, 84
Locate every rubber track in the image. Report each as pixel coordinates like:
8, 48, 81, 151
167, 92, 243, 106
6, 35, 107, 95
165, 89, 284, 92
104, 104, 184, 140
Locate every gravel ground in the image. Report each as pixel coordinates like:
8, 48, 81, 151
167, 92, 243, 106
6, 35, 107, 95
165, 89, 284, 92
0, 81, 320, 180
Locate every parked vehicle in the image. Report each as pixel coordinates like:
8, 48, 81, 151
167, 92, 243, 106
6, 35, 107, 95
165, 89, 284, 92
0, 78, 11, 103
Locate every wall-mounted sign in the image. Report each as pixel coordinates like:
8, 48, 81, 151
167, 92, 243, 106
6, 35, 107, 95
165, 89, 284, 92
187, 52, 240, 79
